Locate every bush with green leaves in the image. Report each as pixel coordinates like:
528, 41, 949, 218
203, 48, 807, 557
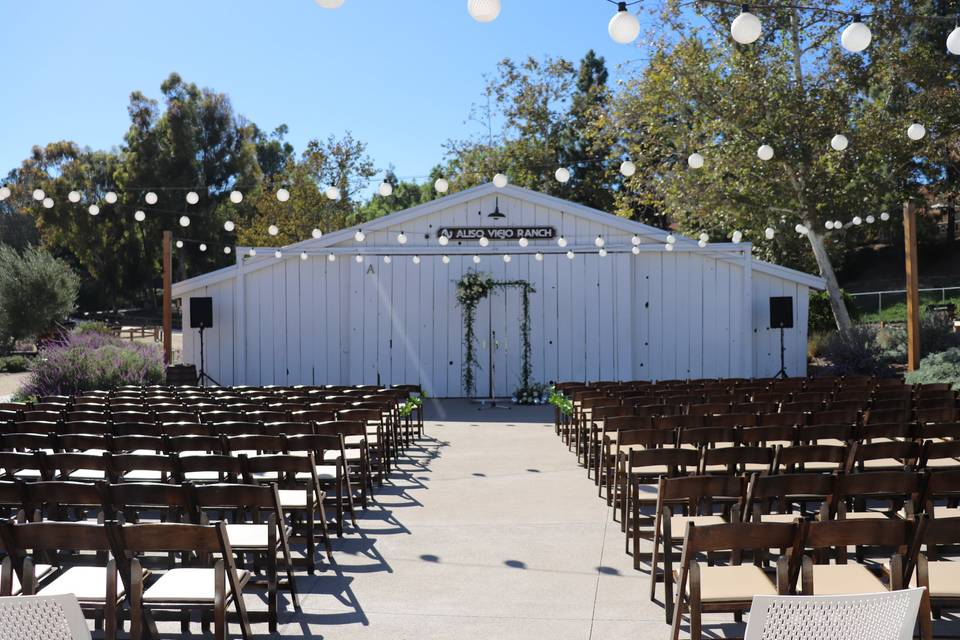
817, 325, 896, 378
905, 348, 960, 390
875, 314, 960, 364
0, 355, 30, 373
808, 290, 859, 334
0, 245, 79, 352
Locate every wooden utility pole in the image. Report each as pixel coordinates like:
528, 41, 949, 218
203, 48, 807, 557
162, 230, 173, 364
903, 201, 921, 372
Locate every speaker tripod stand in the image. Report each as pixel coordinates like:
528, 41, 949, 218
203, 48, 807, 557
196, 325, 221, 387
773, 326, 788, 379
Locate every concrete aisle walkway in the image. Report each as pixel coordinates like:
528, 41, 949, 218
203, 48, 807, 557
282, 399, 662, 640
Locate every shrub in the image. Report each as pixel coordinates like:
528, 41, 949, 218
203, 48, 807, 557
75, 321, 114, 336
875, 314, 960, 364
17, 330, 163, 398
905, 348, 960, 390
807, 331, 831, 360
818, 325, 895, 377
0, 245, 80, 352
808, 290, 859, 334
0, 355, 30, 373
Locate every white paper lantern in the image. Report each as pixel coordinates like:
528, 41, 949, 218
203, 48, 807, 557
698, 232, 709, 243
534, 252, 544, 261
355, 255, 363, 263
275, 250, 283, 259
199, 243, 207, 252
473, 255, 481, 264
328, 254, 336, 262
467, 0, 500, 23
42, 197, 54, 209
68, 190, 81, 203
176, 240, 184, 249
764, 227, 775, 239
555, 167, 571, 183
145, 191, 158, 205
397, 231, 408, 244
866, 215, 875, 223
826, 221, 835, 230
88, 204, 100, 216
325, 186, 341, 200
732, 230, 743, 243
757, 144, 774, 161
557, 236, 568, 248
438, 235, 449, 246
731, 8, 762, 44
0, 186, 11, 201
224, 247, 232, 255
595, 235, 605, 247
503, 254, 511, 263
354, 229, 365, 242
949, 26, 960, 55
631, 245, 641, 255
434, 178, 449, 193
383, 255, 392, 264
134, 210, 146, 222
312, 228, 322, 239
517, 237, 528, 248
687, 153, 704, 169
105, 191, 118, 204
631, 234, 642, 246
412, 255, 421, 264
608, 3, 640, 44
32, 189, 45, 201
598, 248, 608, 258
907, 123, 926, 141
665, 243, 675, 251
833, 220, 842, 229
179, 215, 190, 227
378, 181, 393, 197
620, 160, 636, 177
248, 248, 257, 257
831, 134, 849, 151
880, 212, 890, 221
276, 188, 290, 202
479, 236, 489, 247
666, 234, 676, 244
566, 250, 575, 260
224, 220, 236, 232
314, 0, 345, 8
301, 252, 308, 261
186, 191, 199, 205
853, 216, 863, 225
841, 17, 872, 53
492, 173, 508, 188
442, 255, 451, 264
268, 224, 279, 236
698, 239, 707, 248
229, 190, 243, 204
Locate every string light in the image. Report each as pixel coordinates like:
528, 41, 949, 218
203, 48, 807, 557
834, 219, 843, 228
378, 181, 393, 197
442, 255, 450, 264
397, 231, 408, 244
566, 250, 575, 259
631, 234, 641, 246
473, 255, 481, 264
312, 228, 323, 239
268, 224, 279, 236
275, 250, 282, 258
438, 235, 449, 246
732, 230, 743, 243
224, 247, 232, 255
276, 188, 290, 202
467, 0, 500, 23
134, 210, 146, 222
853, 216, 863, 225
620, 160, 636, 177
224, 220, 236, 232
105, 191, 118, 204
479, 236, 490, 247
841, 15, 872, 52
0, 186, 10, 201
325, 186, 341, 200
179, 215, 191, 227
880, 212, 891, 221
907, 123, 926, 140
88, 205, 100, 216
355, 255, 363, 263
434, 178, 449, 193
535, 252, 544, 261
32, 189, 45, 201
328, 253, 336, 262
176, 240, 184, 249
301, 251, 308, 260
42, 197, 54, 209
631, 245, 641, 254
229, 190, 243, 204
949, 24, 960, 54
608, 2, 641, 44
698, 233, 709, 243
595, 235, 605, 247
354, 229, 365, 242
731, 5, 762, 44
866, 215, 875, 223
831, 134, 849, 151
687, 153, 704, 169
186, 191, 199, 205
557, 236, 568, 248
826, 220, 835, 230
698, 239, 707, 248
145, 192, 158, 205
757, 144, 774, 161
492, 173, 508, 188
412, 255, 421, 264
503, 254, 511, 262
383, 255, 392, 264
599, 248, 608, 257
555, 167, 571, 183
68, 190, 81, 203
199, 243, 207, 252
518, 237, 529, 247
248, 248, 257, 257
666, 234, 676, 244
665, 243, 675, 251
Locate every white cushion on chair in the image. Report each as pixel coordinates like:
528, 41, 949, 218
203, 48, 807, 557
345, 434, 377, 446
224, 523, 290, 550
633, 483, 658, 502
277, 489, 310, 509
294, 465, 339, 481
142, 567, 249, 603
38, 566, 125, 601
323, 449, 361, 462
122, 469, 164, 482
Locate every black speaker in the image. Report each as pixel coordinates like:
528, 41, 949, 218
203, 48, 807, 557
769, 296, 794, 329
189, 297, 213, 329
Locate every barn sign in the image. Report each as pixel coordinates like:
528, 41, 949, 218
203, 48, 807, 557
437, 226, 556, 241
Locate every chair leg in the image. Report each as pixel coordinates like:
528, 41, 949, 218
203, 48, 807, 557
317, 500, 334, 563
214, 561, 226, 640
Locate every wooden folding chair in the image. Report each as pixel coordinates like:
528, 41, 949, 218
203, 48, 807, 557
745, 473, 835, 523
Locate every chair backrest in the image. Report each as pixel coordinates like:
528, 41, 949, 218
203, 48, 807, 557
709, 413, 759, 428
804, 518, 912, 553
102, 481, 193, 521
702, 446, 775, 474
21, 481, 102, 521
740, 425, 795, 446
747, 473, 835, 520
659, 475, 747, 514
0, 594, 93, 640
744, 589, 924, 640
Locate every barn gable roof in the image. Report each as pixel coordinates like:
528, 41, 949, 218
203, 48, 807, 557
173, 182, 825, 296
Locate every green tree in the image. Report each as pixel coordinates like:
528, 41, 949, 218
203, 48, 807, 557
356, 168, 438, 221
0, 245, 79, 351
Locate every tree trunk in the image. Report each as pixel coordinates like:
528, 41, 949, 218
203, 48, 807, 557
805, 228, 853, 336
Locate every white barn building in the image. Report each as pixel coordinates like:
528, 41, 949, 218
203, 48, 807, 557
172, 183, 825, 396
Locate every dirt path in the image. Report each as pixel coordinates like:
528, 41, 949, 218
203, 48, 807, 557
0, 372, 30, 400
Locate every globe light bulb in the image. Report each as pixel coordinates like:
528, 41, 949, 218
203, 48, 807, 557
492, 173, 508, 188
397, 231, 408, 244
412, 255, 421, 264
134, 210, 146, 222
831, 134, 849, 151
325, 186, 341, 200
224, 220, 236, 232
518, 237, 529, 247
479, 236, 490, 247
764, 227, 775, 239
566, 250, 575, 260
229, 190, 243, 204
68, 190, 81, 203
535, 252, 544, 261
731, 6, 762, 44
179, 215, 190, 227
473, 255, 481, 264
314, 0, 345, 8
631, 246, 641, 255
665, 243, 675, 251
732, 230, 743, 243
599, 248, 608, 257
145, 191, 158, 205
555, 167, 571, 183
105, 191, 118, 204
866, 215, 875, 223
698, 233, 709, 243
186, 191, 199, 205
467, 0, 501, 23
176, 240, 184, 249
595, 235, 605, 247
0, 186, 11, 201
907, 123, 926, 140
354, 229, 365, 242
503, 254, 511, 263
88, 204, 100, 216
442, 255, 451, 264
275, 250, 282, 259
312, 228, 323, 239
687, 153, 704, 169
757, 144, 774, 161
853, 216, 863, 225
841, 16, 872, 53
620, 160, 636, 177
666, 234, 676, 244
826, 221, 835, 230
276, 188, 290, 202
32, 189, 45, 201
631, 234, 641, 246
42, 197, 54, 209
249, 248, 257, 257
301, 251, 308, 261
434, 178, 449, 193
557, 236, 567, 248
199, 243, 207, 252
224, 246, 232, 255
355, 255, 363, 263
268, 224, 279, 236
834, 220, 843, 229
880, 212, 890, 221
949, 25, 960, 55
608, 2, 641, 44
698, 240, 707, 248
438, 235, 449, 246
328, 253, 336, 262
378, 181, 393, 197
795, 224, 809, 234
383, 255, 392, 264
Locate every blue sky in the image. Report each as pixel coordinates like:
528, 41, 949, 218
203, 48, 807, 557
0, 0, 651, 185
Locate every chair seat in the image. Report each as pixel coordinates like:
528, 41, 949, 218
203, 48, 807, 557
632, 465, 671, 476
345, 434, 377, 446
933, 506, 960, 519
64, 469, 107, 481
323, 449, 361, 462
182, 471, 222, 482
923, 457, 960, 469
633, 483, 658, 502
861, 458, 908, 471
921, 561, 960, 597
758, 512, 804, 524
840, 510, 892, 520
11, 563, 56, 595
38, 566, 125, 601
668, 515, 724, 539
122, 469, 164, 482
277, 489, 311, 509
142, 567, 249, 603
686, 564, 778, 602
805, 563, 886, 595
294, 465, 339, 481
224, 523, 291, 550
